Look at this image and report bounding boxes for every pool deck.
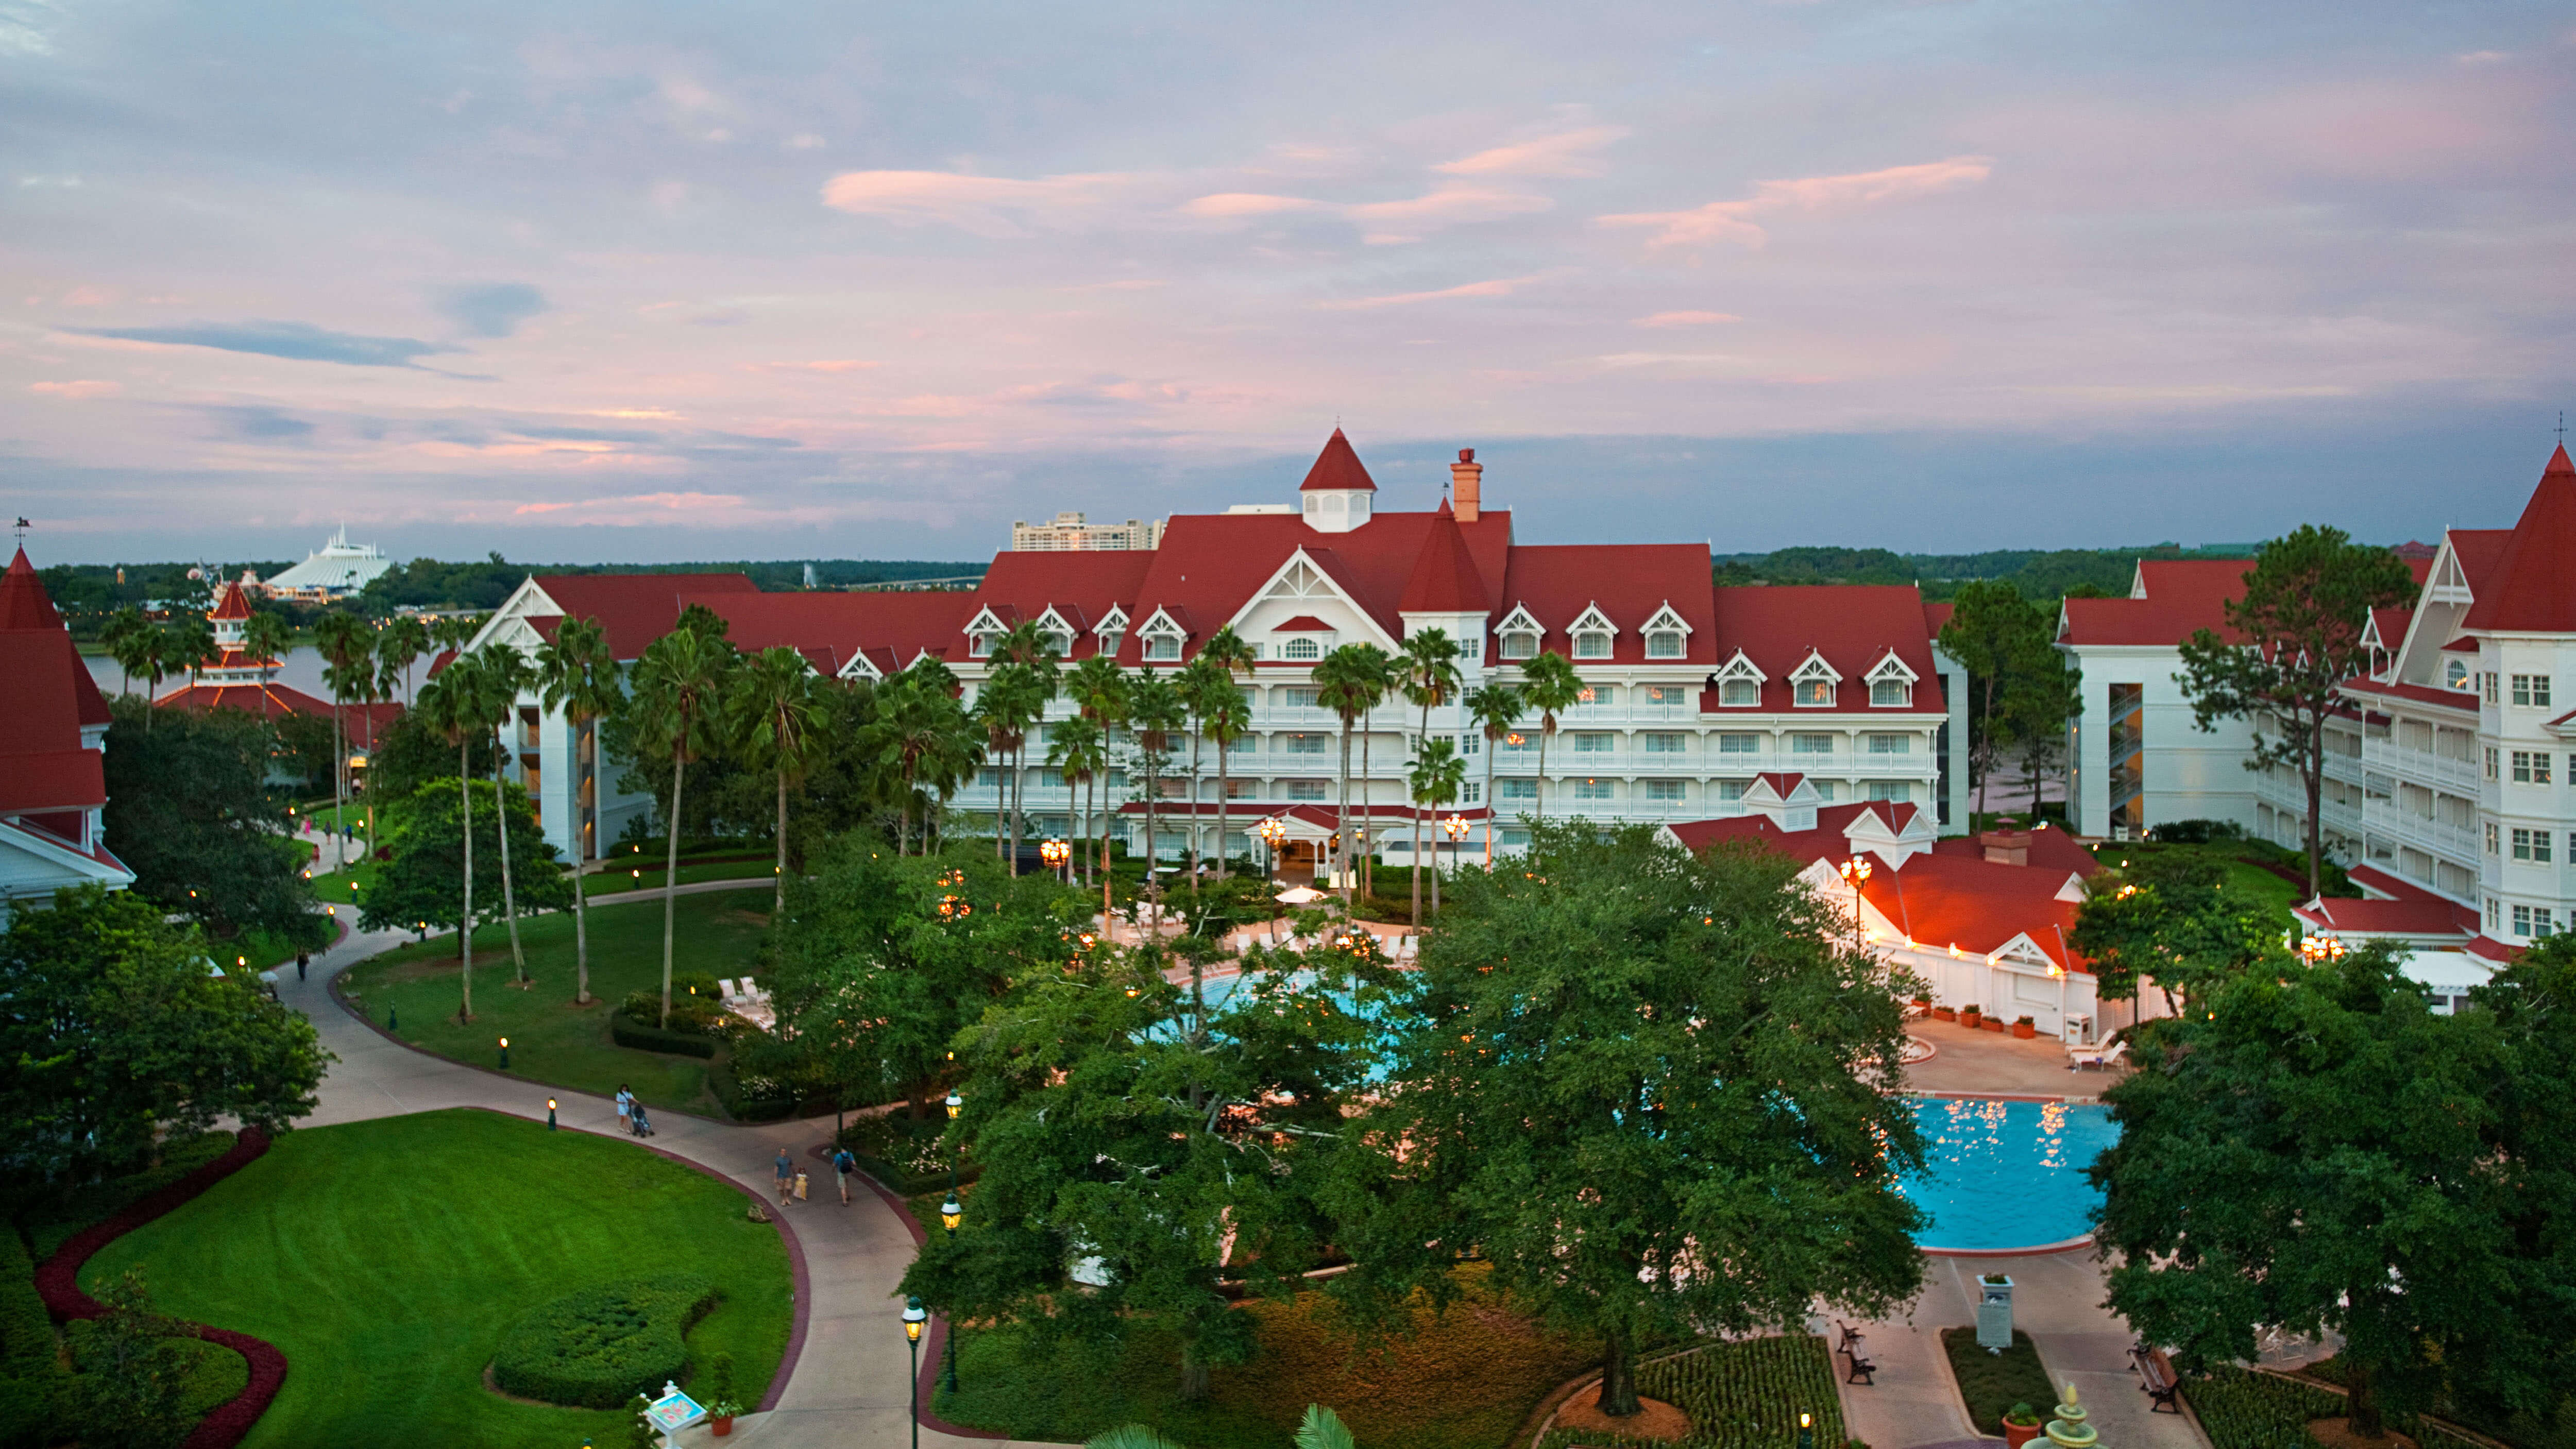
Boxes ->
[1902,1020,2132,1100]
[1832,1017,2206,1449]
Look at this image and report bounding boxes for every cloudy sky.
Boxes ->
[5,0,2572,566]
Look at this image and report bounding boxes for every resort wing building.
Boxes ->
[2057,559,2268,840]
[460,431,1969,868]
[1,549,135,908]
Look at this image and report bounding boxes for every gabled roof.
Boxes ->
[1,550,115,815]
[2057,558,2251,647]
[1298,429,1378,492]
[1274,615,1334,633]
[1923,601,1954,639]
[529,572,760,659]
[964,551,1157,662]
[2293,894,2477,940]
[0,549,63,633]
[154,684,401,745]
[209,581,255,621]
[1705,586,1942,708]
[681,591,975,677]
[1396,507,1490,615]
[2462,445,2576,633]
[1499,545,1718,666]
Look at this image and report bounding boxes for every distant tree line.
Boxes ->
[357,555,988,611]
[1713,542,2268,604]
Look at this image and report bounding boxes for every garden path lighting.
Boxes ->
[1799,1413,1813,1449]
[945,1091,962,1121]
[939,1193,964,1393]
[387,1003,397,1031]
[497,1036,510,1070]
[547,1097,557,1131]
[902,1296,927,1449]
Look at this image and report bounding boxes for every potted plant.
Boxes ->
[2012,1015,2038,1039]
[707,1353,738,1436]
[1982,1011,2006,1032]
[2002,1402,2043,1449]
[1958,1004,1982,1029]
[1932,1003,1956,1022]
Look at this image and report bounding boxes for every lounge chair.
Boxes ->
[2067,1039,2129,1071]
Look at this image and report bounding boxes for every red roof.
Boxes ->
[1275,615,1333,633]
[1923,601,1954,638]
[681,590,976,677]
[2343,677,2478,715]
[154,684,402,746]
[2448,527,2514,595]
[2462,446,2576,632]
[970,551,1158,661]
[209,580,255,621]
[2293,894,2476,939]
[2058,558,2251,647]
[1705,586,1942,709]
[1396,508,1490,615]
[0,550,112,814]
[1298,429,1378,492]
[528,572,760,659]
[1502,547,1720,667]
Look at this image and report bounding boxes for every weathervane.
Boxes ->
[11,517,26,549]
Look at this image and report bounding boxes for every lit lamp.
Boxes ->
[1798,1412,1814,1449]
[547,1097,558,1131]
[902,1296,928,1449]
[945,1090,962,1121]
[940,1196,963,1232]
[497,1036,510,1070]
[1256,816,1286,880]
[940,1090,965,1394]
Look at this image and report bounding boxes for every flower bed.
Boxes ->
[1533,1334,1848,1449]
[1938,1327,2055,1434]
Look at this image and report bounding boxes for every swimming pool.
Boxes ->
[1899,1096,2119,1252]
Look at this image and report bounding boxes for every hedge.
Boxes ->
[23,1131,238,1259]
[2184,1367,2490,1449]
[490,1274,717,1408]
[707,1056,795,1123]
[1533,1334,1847,1449]
[0,1232,63,1449]
[1938,1327,2056,1434]
[610,1016,719,1059]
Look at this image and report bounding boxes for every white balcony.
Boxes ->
[2362,739,2482,799]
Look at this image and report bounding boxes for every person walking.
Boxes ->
[774,1149,796,1207]
[833,1146,857,1205]
[615,1085,633,1135]
[295,950,309,982]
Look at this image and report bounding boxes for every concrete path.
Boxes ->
[278,913,1058,1449]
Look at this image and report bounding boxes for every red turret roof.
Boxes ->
[0,549,63,633]
[1396,508,1490,615]
[0,550,113,814]
[209,579,255,621]
[2462,446,2576,633]
[1298,428,1378,492]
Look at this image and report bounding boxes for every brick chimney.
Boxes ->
[1449,447,1482,523]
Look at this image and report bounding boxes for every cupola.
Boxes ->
[1298,428,1377,534]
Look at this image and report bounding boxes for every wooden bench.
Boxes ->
[2134,1345,2182,1413]
[1836,1324,1875,1385]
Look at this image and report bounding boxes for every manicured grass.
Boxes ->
[2089,840,2307,926]
[935,1265,1603,1449]
[338,889,771,1115]
[83,1110,793,1449]
[1939,1325,2057,1435]
[592,858,783,892]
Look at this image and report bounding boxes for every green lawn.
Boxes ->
[935,1264,1603,1449]
[2089,840,2307,926]
[84,1110,792,1449]
[338,889,772,1116]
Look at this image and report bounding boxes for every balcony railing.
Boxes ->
[2361,738,2482,798]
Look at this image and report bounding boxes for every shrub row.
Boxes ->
[1938,1327,2056,1434]
[610,1016,719,1059]
[491,1274,717,1408]
[708,1055,794,1122]
[1530,1334,1846,1449]
[2185,1367,2494,1449]
[22,1131,238,1259]
[0,1231,65,1449]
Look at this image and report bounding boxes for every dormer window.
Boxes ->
[1639,603,1691,661]
[1789,652,1842,708]
[1144,635,1179,662]
[1043,630,1073,657]
[1495,604,1544,662]
[1501,631,1537,661]
[1862,651,1917,708]
[1567,603,1618,662]
[1282,637,1322,661]
[1711,651,1766,708]
[969,633,996,659]
[2446,658,2470,690]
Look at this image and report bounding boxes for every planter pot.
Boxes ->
[1982,1018,2006,1033]
[713,1416,735,1437]
[2004,1423,2042,1449]
[1933,1008,1957,1022]
[2012,1021,2037,1039]
[1959,1014,1982,1030]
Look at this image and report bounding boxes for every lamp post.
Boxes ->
[1255,816,1285,883]
[941,1090,964,1393]
[902,1296,927,1449]
[1837,857,1872,937]
[497,1036,510,1071]
[1041,838,1070,883]
[1798,1412,1814,1449]
[547,1097,557,1131]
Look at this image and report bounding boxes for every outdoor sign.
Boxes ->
[646,1383,706,1436]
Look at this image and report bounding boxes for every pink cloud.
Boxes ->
[28,379,121,399]
[743,359,880,373]
[1599,155,1994,250]
[1346,183,1553,244]
[1181,192,1327,218]
[1316,271,1564,310]
[514,490,748,519]
[819,169,1138,236]
[1632,311,1742,328]
[1435,125,1629,179]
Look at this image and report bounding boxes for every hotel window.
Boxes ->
[2487,897,2501,931]
[1572,732,1614,754]
[2445,658,2470,690]
[2514,751,2552,784]
[1867,781,1910,802]
[1640,684,1687,708]
[1718,780,1749,800]
[2513,827,2551,862]
[2487,822,2501,855]
[1718,733,1759,754]
[1282,733,1328,755]
[1572,778,1617,800]
[1224,777,1260,797]
[1456,730,1479,755]
[2513,674,2553,707]
[2514,904,2556,938]
[1574,685,1616,706]
[1279,686,1320,709]
[1794,677,1834,706]
[1500,630,1539,661]
[1573,632,1612,660]
[1458,780,1481,804]
[1497,778,1539,800]
[1042,631,1073,657]
[1283,779,1329,800]
[1791,733,1835,754]
[1720,678,1759,707]
[969,633,996,658]
[1226,734,1256,754]
[977,768,1004,788]
[1143,635,1180,662]
[1812,781,1836,802]
[1645,630,1684,659]
[1502,731,1538,752]
[1641,732,1687,754]
[1870,678,1910,707]
[1281,637,1322,661]
[1643,779,1687,802]
[1865,733,1910,754]
[2485,747,2500,780]
[2483,672,2500,705]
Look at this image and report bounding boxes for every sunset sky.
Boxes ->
[6,1,2572,565]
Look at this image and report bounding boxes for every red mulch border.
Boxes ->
[32,1127,289,1449]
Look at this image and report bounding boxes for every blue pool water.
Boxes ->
[1899,1097,2119,1251]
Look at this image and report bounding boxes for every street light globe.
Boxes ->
[941,1197,962,1232]
[944,1091,962,1120]
[902,1295,928,1343]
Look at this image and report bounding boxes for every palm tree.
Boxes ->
[474,646,534,987]
[1128,669,1185,911]
[379,613,430,703]
[1046,715,1106,885]
[1463,683,1522,866]
[860,669,980,856]
[974,665,1047,872]
[628,622,735,1028]
[1313,643,1392,909]
[410,658,482,1022]
[1192,624,1258,882]
[168,615,219,693]
[127,623,176,724]
[1516,650,1584,824]
[99,606,146,697]
[990,624,1062,873]
[1174,656,1226,897]
[1397,629,1463,910]
[1406,738,1467,927]
[730,646,828,916]
[313,611,373,844]
[239,609,294,719]
[533,615,623,1005]
[1063,654,1130,895]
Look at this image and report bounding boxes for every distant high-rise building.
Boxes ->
[1010,512,1164,552]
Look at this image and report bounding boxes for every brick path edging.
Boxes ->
[32,1128,289,1449]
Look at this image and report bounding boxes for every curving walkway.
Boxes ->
[279,914,1061,1449]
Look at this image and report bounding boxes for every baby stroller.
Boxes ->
[629,1103,656,1138]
